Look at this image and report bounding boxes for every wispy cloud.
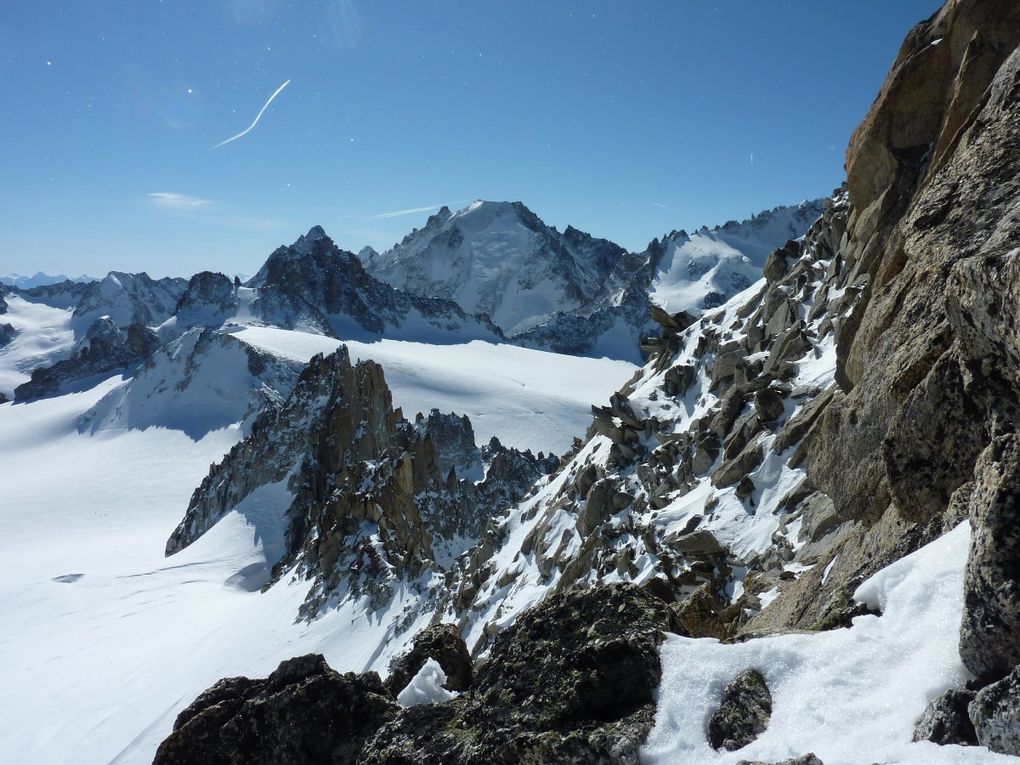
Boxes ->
[147,192,213,209]
[652,202,680,213]
[213,79,291,149]
[146,192,288,231]
[363,203,446,221]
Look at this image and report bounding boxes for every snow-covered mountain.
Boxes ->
[240,225,502,343]
[0,272,98,289]
[364,198,825,362]
[646,198,827,312]
[6,2,1020,764]
[364,200,636,336]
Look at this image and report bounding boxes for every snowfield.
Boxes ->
[0,319,1006,764]
[645,523,1014,765]
[0,332,636,764]
[230,326,638,455]
[0,294,76,395]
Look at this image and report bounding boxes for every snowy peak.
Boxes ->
[244,226,501,342]
[646,198,828,314]
[366,199,630,335]
[72,270,188,333]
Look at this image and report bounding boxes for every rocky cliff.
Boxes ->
[158,0,1020,758]
[166,346,556,619]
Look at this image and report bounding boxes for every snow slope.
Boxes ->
[230,326,637,455]
[0,383,440,765]
[644,523,1014,764]
[0,321,636,764]
[0,293,76,395]
[365,201,632,336]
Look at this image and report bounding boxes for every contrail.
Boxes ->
[212,79,291,149]
[364,204,445,221]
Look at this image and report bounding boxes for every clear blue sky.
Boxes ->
[1,0,941,278]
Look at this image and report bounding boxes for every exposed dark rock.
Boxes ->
[912,688,977,746]
[153,654,398,765]
[970,666,1020,755]
[753,387,785,424]
[736,756,823,765]
[0,322,15,348]
[358,584,675,765]
[385,623,472,697]
[14,318,159,401]
[707,669,773,751]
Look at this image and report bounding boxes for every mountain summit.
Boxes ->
[364,200,634,336]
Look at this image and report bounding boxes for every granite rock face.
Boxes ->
[152,654,398,765]
[912,688,977,746]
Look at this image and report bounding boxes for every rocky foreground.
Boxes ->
[155,0,1020,761]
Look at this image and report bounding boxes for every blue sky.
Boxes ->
[1,0,941,278]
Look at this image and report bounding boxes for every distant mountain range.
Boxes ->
[0,272,99,289]
[0,196,826,402]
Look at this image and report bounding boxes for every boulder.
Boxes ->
[672,582,727,639]
[712,436,765,489]
[153,654,398,765]
[753,387,786,424]
[970,666,1020,755]
[385,623,472,697]
[912,688,977,746]
[707,669,773,751]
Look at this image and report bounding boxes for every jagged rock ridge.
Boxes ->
[167,346,557,619]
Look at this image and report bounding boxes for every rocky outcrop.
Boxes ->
[970,667,1020,755]
[736,757,823,765]
[13,317,159,400]
[358,584,674,765]
[384,623,472,697]
[247,226,502,343]
[167,271,239,334]
[167,346,554,619]
[913,688,977,746]
[153,654,398,765]
[0,322,15,348]
[707,669,773,751]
